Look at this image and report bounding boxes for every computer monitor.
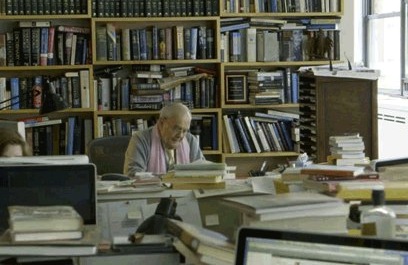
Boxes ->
[235,227,408,265]
[372,157,408,181]
[0,155,89,165]
[0,163,97,232]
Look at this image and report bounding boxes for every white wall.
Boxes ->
[340,0,363,64]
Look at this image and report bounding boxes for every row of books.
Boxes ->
[222,0,340,13]
[96,24,215,62]
[96,116,157,138]
[92,0,219,17]
[249,69,298,104]
[225,67,298,105]
[0,23,91,67]
[220,26,340,63]
[25,117,93,156]
[0,70,90,110]
[130,69,217,110]
[0,0,88,16]
[223,112,297,154]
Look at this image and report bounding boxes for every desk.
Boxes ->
[97,189,202,241]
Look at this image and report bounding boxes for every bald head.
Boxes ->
[158,103,192,149]
[159,102,192,121]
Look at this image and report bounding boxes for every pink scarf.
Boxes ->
[147,125,190,174]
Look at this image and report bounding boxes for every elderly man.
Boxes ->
[124,102,205,176]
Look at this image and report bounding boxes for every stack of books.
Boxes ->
[300,164,382,199]
[7,205,84,242]
[166,219,235,265]
[222,192,349,234]
[162,160,227,190]
[328,134,369,166]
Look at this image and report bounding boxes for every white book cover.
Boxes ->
[246,27,257,62]
[79,70,90,108]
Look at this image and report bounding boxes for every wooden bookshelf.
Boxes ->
[0,0,352,176]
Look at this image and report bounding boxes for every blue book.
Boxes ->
[66,117,76,155]
[10,77,20,110]
[40,27,49,66]
[234,116,252,153]
[291,72,299,103]
[120,78,130,110]
[190,27,198,60]
[139,28,147,60]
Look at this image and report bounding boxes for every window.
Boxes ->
[364,0,402,95]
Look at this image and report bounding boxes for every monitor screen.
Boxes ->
[0,164,97,232]
[235,228,408,265]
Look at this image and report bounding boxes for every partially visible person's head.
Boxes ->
[157,103,192,150]
[0,128,28,157]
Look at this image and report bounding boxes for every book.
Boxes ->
[0,120,26,140]
[280,167,310,182]
[242,214,348,234]
[172,238,204,265]
[162,174,223,183]
[8,205,83,232]
[335,180,408,201]
[24,119,62,128]
[300,164,366,177]
[221,192,343,216]
[171,181,226,190]
[10,230,83,242]
[0,226,98,256]
[165,219,234,252]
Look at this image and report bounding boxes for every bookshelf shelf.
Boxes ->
[92,59,220,65]
[0,15,91,20]
[220,12,343,18]
[223,152,299,158]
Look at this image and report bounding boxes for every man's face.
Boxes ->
[158,116,190,149]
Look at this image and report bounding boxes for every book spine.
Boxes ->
[39,27,49,66]
[198,26,207,59]
[79,70,90,108]
[6,32,15,66]
[10,77,20,110]
[96,26,108,61]
[174,25,184,60]
[47,27,55,65]
[106,23,117,61]
[30,27,41,66]
[32,76,43,109]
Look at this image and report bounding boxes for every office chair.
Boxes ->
[87,135,131,175]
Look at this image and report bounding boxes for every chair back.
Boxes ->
[87,135,131,175]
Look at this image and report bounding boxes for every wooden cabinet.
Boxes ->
[299,73,378,163]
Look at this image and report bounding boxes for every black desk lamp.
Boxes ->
[0,78,68,115]
[134,197,182,235]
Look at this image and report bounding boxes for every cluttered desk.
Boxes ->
[3,153,408,265]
